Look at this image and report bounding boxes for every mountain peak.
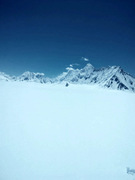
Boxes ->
[55,64,135,92]
[0,64,135,92]
[82,63,94,73]
[17,71,50,83]
[84,63,94,69]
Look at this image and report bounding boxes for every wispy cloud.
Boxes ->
[81,57,89,62]
[69,63,80,67]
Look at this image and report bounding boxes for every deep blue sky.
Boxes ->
[0,0,135,77]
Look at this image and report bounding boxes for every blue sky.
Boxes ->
[0,0,135,77]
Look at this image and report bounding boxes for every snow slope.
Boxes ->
[55,64,135,92]
[0,72,15,81]
[0,82,135,180]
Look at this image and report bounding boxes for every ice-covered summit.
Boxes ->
[55,64,135,92]
[0,63,135,92]
[55,63,94,82]
[17,71,51,83]
[81,63,94,73]
[0,72,15,81]
[18,71,44,82]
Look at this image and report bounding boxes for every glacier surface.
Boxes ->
[0,81,135,180]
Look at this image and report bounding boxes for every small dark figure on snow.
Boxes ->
[65,83,69,87]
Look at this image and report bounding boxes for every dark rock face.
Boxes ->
[65,83,69,87]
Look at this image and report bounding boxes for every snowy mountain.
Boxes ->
[0,64,135,92]
[0,71,51,83]
[17,71,51,83]
[56,64,135,92]
[0,72,15,81]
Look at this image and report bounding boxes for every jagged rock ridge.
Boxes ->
[0,64,135,92]
[55,64,135,92]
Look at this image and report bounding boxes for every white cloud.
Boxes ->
[66,67,74,71]
[69,63,80,67]
[82,57,89,62]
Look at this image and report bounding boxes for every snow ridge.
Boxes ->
[17,71,51,83]
[55,64,135,92]
[0,72,15,81]
[0,64,135,92]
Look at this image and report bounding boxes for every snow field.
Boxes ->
[0,82,135,180]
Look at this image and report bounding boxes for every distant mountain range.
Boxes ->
[0,64,135,92]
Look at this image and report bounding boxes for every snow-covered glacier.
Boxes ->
[0,81,135,180]
[0,63,135,92]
